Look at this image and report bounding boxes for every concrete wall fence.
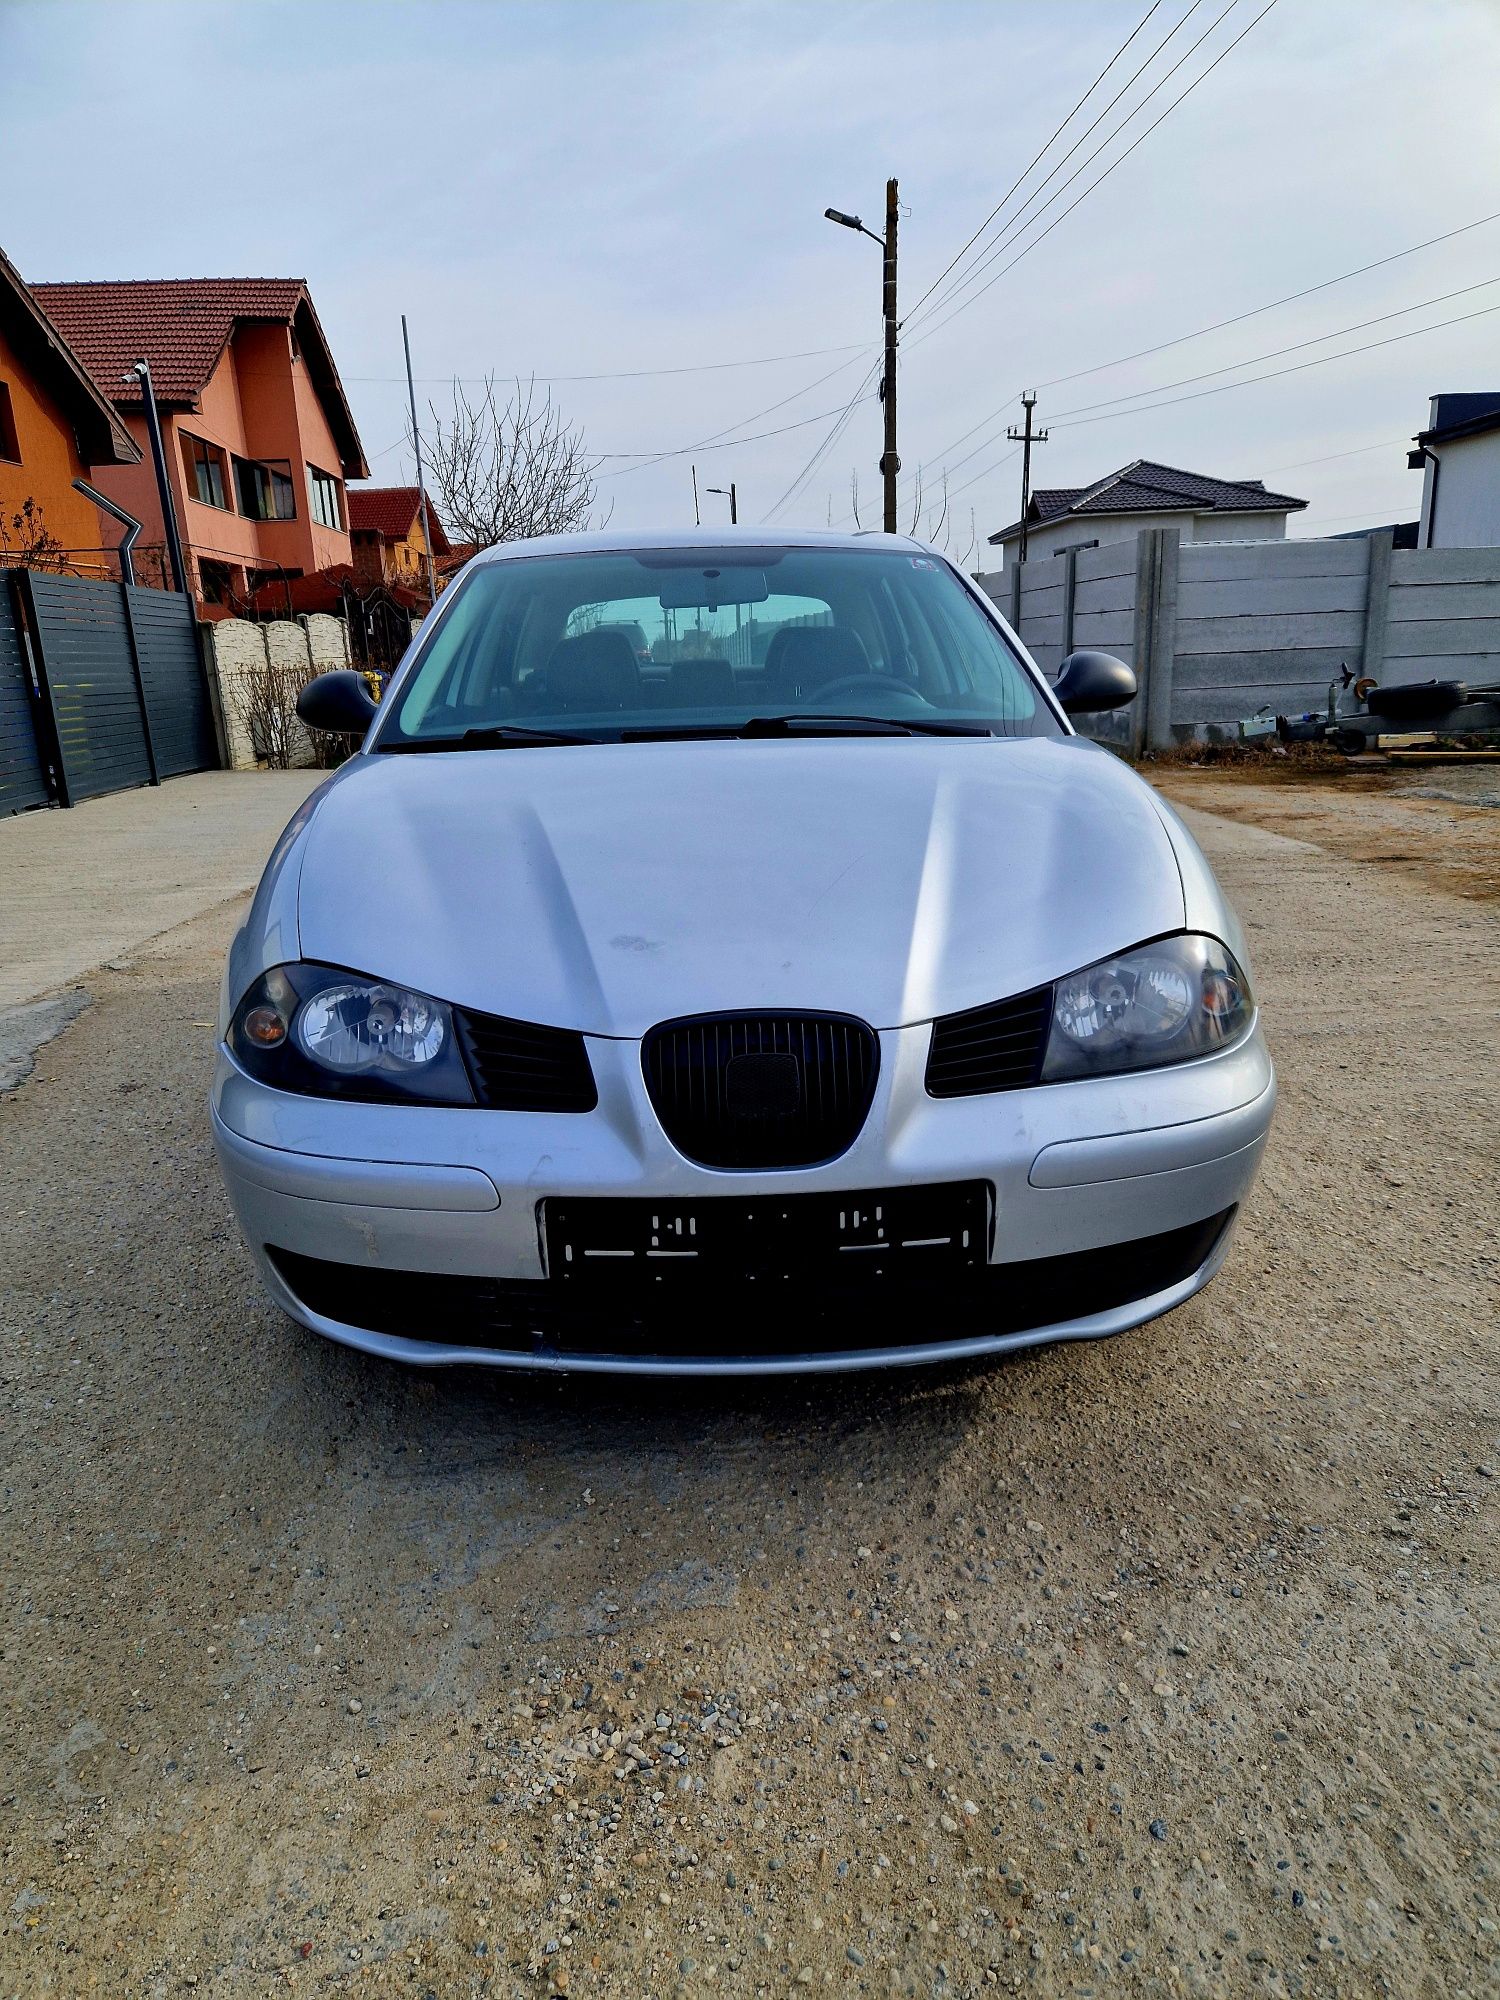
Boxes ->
[979,529,1500,749]
[206,612,351,770]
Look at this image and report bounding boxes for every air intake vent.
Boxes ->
[642,1013,878,1169]
[925,984,1052,1097]
[455,1006,597,1112]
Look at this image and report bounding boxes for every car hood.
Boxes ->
[294,737,1185,1036]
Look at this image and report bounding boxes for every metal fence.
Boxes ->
[0,569,221,812]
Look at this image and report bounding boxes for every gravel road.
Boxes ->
[2,780,1495,2000]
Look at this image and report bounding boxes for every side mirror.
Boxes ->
[1053,649,1137,715]
[297,670,378,737]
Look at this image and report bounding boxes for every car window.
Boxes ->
[380,546,1056,743]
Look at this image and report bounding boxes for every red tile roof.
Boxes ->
[0,246,141,465]
[347,484,451,554]
[248,563,428,617]
[28,276,368,477]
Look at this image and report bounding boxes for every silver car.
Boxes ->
[213,528,1274,1374]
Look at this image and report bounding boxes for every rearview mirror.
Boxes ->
[1053,650,1137,715]
[658,568,770,612]
[297,669,379,737]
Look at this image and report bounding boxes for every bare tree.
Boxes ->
[226,648,310,770]
[419,376,604,548]
[0,496,72,572]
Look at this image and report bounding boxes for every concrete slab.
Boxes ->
[0,769,324,1007]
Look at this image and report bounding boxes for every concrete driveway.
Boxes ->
[0,769,324,1008]
[0,770,323,1088]
[1,773,1495,1996]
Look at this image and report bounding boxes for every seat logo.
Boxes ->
[724,1051,801,1121]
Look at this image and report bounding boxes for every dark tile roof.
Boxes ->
[348,484,450,555]
[0,245,141,465]
[28,276,368,478]
[988,458,1307,544]
[1418,393,1500,446]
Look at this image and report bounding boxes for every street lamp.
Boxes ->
[705,482,738,525]
[824,179,899,533]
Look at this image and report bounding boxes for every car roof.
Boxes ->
[469,525,936,565]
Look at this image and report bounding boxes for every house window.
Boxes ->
[198,558,235,605]
[308,465,343,530]
[0,381,19,463]
[234,456,296,520]
[182,432,230,509]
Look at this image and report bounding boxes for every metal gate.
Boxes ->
[126,584,218,777]
[0,572,49,814]
[1,570,220,810]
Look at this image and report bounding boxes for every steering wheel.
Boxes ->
[806,673,932,708]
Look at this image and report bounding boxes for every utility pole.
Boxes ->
[881,176,899,535]
[706,481,737,524]
[1007,391,1048,564]
[402,315,440,611]
[129,358,189,597]
[824,178,900,533]
[691,464,701,526]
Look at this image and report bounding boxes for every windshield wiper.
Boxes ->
[745,712,992,738]
[381,723,598,752]
[621,713,993,743]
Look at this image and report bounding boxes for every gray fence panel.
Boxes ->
[1389,547,1500,586]
[0,576,50,814]
[1177,538,1368,583]
[981,531,1500,746]
[27,573,151,802]
[128,586,217,777]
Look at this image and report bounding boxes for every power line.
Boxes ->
[596,389,880,479]
[895,301,1499,527]
[908,0,1210,332]
[1261,437,1408,474]
[903,0,1279,351]
[341,339,869,387]
[1048,272,1500,423]
[935,295,1500,523]
[889,209,1500,500]
[1031,210,1500,396]
[1046,295,1500,431]
[905,0,1237,335]
[903,0,1169,323]
[763,359,885,523]
[596,350,879,480]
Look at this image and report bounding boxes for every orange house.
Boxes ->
[30,277,368,615]
[348,485,450,594]
[0,246,141,569]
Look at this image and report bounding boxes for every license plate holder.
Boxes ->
[545,1181,991,1290]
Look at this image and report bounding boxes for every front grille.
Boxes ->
[454,1006,597,1112]
[926,984,1052,1098]
[641,1012,878,1169]
[267,1207,1234,1360]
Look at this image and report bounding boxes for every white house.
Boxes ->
[1410,395,1500,547]
[987,458,1307,567]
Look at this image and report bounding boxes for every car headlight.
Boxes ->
[227,963,475,1105]
[1042,933,1253,1081]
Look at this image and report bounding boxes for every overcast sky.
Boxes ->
[5,0,1500,551]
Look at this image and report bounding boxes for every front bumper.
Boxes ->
[211,1021,1274,1374]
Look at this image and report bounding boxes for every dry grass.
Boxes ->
[1145,739,1351,777]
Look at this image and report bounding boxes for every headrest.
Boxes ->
[762,625,870,697]
[544,628,641,710]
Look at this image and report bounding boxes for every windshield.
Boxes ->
[376,546,1058,746]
